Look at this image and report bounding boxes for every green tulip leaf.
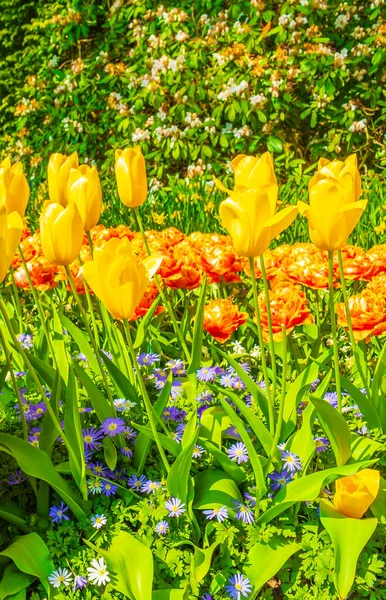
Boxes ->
[152,591,186,600]
[0,563,35,600]
[320,500,377,599]
[200,440,246,485]
[85,530,153,600]
[187,276,207,376]
[64,368,87,497]
[0,533,54,595]
[167,411,198,504]
[191,541,220,583]
[310,395,352,466]
[52,306,68,383]
[59,313,99,375]
[341,376,382,433]
[287,403,316,473]
[193,470,242,509]
[73,361,114,423]
[258,460,376,524]
[199,405,231,448]
[132,423,181,457]
[245,536,302,593]
[98,350,138,403]
[282,360,321,439]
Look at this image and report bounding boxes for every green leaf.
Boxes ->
[310,395,352,466]
[52,307,68,383]
[134,376,172,472]
[341,376,382,433]
[132,423,180,457]
[320,500,377,599]
[193,469,242,509]
[200,440,246,485]
[245,536,301,593]
[350,434,382,462]
[59,313,99,375]
[134,296,162,349]
[39,369,61,454]
[199,405,231,448]
[64,368,87,497]
[0,502,28,531]
[73,362,114,423]
[258,460,376,524]
[370,476,386,519]
[24,351,66,396]
[266,135,283,153]
[282,361,321,439]
[219,397,267,501]
[287,402,316,473]
[187,277,207,376]
[85,530,153,600]
[99,350,138,403]
[152,591,186,600]
[213,348,269,422]
[103,436,117,471]
[0,533,54,595]
[0,435,86,520]
[191,541,220,584]
[0,563,34,600]
[167,412,198,504]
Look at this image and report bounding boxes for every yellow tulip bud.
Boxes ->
[0,207,23,283]
[67,165,102,231]
[0,158,30,217]
[298,173,367,252]
[315,154,361,203]
[215,152,277,196]
[81,238,162,321]
[219,185,297,257]
[334,469,380,519]
[40,201,84,266]
[115,146,148,208]
[48,152,79,206]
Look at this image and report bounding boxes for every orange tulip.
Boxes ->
[336,290,386,342]
[203,299,248,343]
[334,469,380,519]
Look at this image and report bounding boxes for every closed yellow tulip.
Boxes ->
[67,165,102,231]
[115,146,147,208]
[40,201,84,266]
[334,469,380,519]
[298,173,367,252]
[313,154,361,203]
[219,185,297,257]
[0,158,30,217]
[0,207,23,283]
[48,152,79,206]
[81,238,162,321]
[215,152,277,196]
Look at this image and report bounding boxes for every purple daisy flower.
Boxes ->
[225,573,253,600]
[196,366,218,382]
[233,501,254,525]
[120,445,133,458]
[280,450,302,473]
[269,469,293,491]
[228,442,249,465]
[83,427,104,450]
[73,575,88,591]
[101,481,117,496]
[155,520,169,535]
[165,497,186,517]
[7,469,27,485]
[314,437,330,453]
[203,506,229,522]
[166,359,186,376]
[49,501,70,524]
[141,480,161,494]
[101,417,126,437]
[137,352,160,366]
[128,474,147,490]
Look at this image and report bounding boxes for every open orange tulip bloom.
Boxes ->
[219,185,298,258]
[0,207,24,283]
[334,469,380,519]
[81,238,162,321]
[0,158,30,218]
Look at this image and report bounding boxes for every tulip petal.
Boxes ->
[356,468,380,500]
[263,205,298,238]
[297,201,309,217]
[213,177,232,196]
[219,198,253,257]
[141,256,163,279]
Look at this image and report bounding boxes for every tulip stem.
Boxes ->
[337,249,371,399]
[259,255,277,408]
[64,265,115,411]
[122,319,170,473]
[9,268,23,330]
[0,320,28,441]
[77,255,100,348]
[86,231,94,257]
[17,245,58,367]
[0,294,73,452]
[328,251,342,412]
[269,326,288,460]
[249,257,274,435]
[133,207,191,363]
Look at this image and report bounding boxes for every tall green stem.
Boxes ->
[249,257,274,434]
[64,266,115,411]
[123,320,170,473]
[337,249,371,398]
[77,255,100,348]
[10,268,23,330]
[259,255,277,407]
[0,322,28,440]
[328,251,342,412]
[18,245,58,367]
[86,231,94,257]
[272,327,287,449]
[133,207,191,363]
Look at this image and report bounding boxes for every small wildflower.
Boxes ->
[225,573,253,600]
[127,474,147,490]
[73,575,88,590]
[314,436,330,453]
[203,506,229,522]
[49,502,70,524]
[233,501,254,524]
[88,479,103,494]
[165,497,186,517]
[87,558,110,586]
[91,514,107,529]
[193,445,205,458]
[269,469,293,491]
[100,417,126,437]
[48,567,73,588]
[83,427,104,450]
[137,352,160,366]
[155,520,169,535]
[101,481,118,496]
[280,450,302,473]
[228,442,249,465]
[141,480,161,494]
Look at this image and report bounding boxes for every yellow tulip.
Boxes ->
[48,152,79,206]
[334,469,380,519]
[215,152,277,196]
[67,165,102,231]
[313,154,361,203]
[0,158,30,217]
[298,174,367,252]
[219,185,297,257]
[40,201,84,266]
[115,146,148,208]
[81,238,162,321]
[0,207,23,283]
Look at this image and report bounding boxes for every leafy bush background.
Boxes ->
[1,0,385,191]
